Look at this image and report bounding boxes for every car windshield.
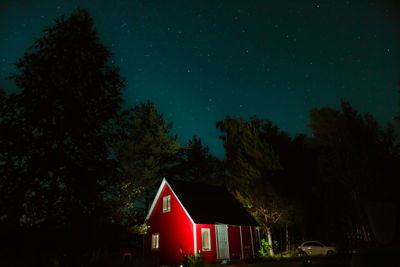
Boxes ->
[305,242,323,247]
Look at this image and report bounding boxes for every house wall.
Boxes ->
[240,226,255,259]
[195,224,217,263]
[145,183,194,265]
[252,226,260,253]
[193,224,256,262]
[228,225,242,260]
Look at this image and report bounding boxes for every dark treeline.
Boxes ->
[217,103,400,256]
[0,9,226,266]
[1,8,399,266]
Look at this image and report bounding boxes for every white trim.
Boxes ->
[145,178,197,257]
[226,225,230,260]
[201,228,212,251]
[239,226,244,259]
[145,178,195,225]
[215,226,219,259]
[250,226,254,258]
[167,180,195,225]
[151,233,159,250]
[162,195,171,212]
[145,178,167,221]
[194,224,197,256]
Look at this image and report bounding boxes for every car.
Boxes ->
[297,241,337,256]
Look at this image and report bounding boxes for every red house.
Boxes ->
[144,178,260,265]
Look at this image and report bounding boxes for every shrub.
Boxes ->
[176,251,205,267]
[259,239,278,257]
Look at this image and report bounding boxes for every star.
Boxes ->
[0,0,398,159]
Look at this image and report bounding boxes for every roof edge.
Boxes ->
[145,178,195,225]
[145,178,167,221]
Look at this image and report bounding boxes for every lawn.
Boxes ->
[208,257,351,267]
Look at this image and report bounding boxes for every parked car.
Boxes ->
[297,241,337,256]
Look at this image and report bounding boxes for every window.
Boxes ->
[202,228,211,251]
[152,233,159,250]
[306,241,323,247]
[163,195,171,212]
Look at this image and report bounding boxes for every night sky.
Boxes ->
[1,0,399,157]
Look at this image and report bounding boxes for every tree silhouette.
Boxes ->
[114,101,180,218]
[217,116,300,256]
[167,136,227,185]
[2,8,124,230]
[308,100,400,246]
[0,90,28,232]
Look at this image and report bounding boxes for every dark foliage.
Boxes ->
[0,8,133,265]
[308,100,400,247]
[114,101,180,216]
[216,116,319,254]
[166,136,227,186]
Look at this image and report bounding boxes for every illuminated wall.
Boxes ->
[145,183,194,265]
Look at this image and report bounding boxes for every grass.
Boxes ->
[207,256,350,267]
[0,250,351,267]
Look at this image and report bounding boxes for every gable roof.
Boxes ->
[145,178,195,224]
[167,179,258,226]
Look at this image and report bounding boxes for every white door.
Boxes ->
[215,224,229,260]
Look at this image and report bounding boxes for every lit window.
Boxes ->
[152,233,159,249]
[163,195,171,212]
[202,228,211,251]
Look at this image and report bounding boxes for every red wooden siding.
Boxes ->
[240,226,254,259]
[228,225,242,260]
[195,224,217,263]
[194,224,256,262]
[145,182,194,265]
[251,226,259,254]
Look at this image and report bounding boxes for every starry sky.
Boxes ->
[1,0,399,157]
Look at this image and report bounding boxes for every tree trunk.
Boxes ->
[286,224,289,251]
[266,226,274,256]
[263,213,274,256]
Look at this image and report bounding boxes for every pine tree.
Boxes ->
[217,117,296,256]
[308,100,400,245]
[233,124,284,256]
[167,136,227,185]
[4,8,124,227]
[115,101,179,222]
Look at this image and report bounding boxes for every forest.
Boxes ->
[1,9,399,267]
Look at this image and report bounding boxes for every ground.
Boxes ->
[207,256,351,267]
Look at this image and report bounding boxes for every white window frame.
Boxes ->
[163,195,171,212]
[202,228,211,251]
[152,233,159,250]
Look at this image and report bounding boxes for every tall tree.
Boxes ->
[2,8,124,228]
[167,136,227,185]
[308,100,399,245]
[396,82,400,123]
[0,90,28,231]
[114,101,180,220]
[217,117,298,256]
[234,124,285,256]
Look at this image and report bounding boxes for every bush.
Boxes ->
[175,251,205,267]
[259,239,279,257]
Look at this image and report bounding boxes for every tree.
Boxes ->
[2,8,124,230]
[396,82,400,123]
[0,90,28,231]
[217,117,300,256]
[308,100,400,246]
[235,124,286,256]
[114,101,180,222]
[166,136,227,185]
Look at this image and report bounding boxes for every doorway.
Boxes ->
[215,224,229,260]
